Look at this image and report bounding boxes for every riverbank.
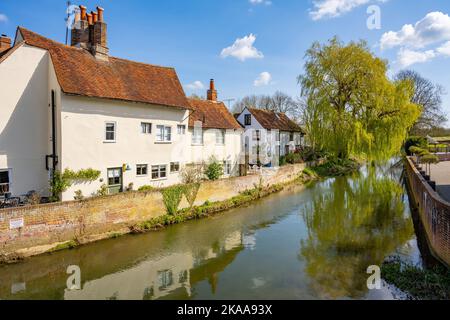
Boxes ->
[0,163,317,264]
[381,258,450,300]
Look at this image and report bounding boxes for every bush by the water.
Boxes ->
[161,185,185,215]
[312,158,360,177]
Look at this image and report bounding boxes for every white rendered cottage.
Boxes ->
[0,6,243,202]
[235,107,305,166]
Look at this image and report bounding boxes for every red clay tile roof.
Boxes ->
[248,108,303,132]
[188,98,243,130]
[16,27,190,109]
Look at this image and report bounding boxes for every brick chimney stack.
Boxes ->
[207,79,218,102]
[0,34,11,53]
[71,5,109,61]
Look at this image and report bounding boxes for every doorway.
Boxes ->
[107,168,123,195]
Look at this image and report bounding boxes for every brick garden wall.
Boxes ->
[0,164,306,256]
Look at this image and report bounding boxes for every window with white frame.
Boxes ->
[141,122,152,134]
[216,129,225,145]
[192,129,203,145]
[170,162,180,173]
[156,126,171,142]
[136,164,148,176]
[177,125,186,135]
[105,122,116,142]
[152,165,167,180]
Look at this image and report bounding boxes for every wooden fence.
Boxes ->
[405,157,450,267]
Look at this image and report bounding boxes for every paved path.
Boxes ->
[429,161,450,202]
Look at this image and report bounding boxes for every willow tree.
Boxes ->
[299,38,421,161]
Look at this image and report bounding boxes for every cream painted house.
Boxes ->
[0,6,243,202]
[187,80,244,177]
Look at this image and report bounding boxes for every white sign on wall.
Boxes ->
[9,217,24,230]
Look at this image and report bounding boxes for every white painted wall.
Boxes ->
[0,44,52,197]
[60,95,190,201]
[235,108,304,161]
[187,127,243,177]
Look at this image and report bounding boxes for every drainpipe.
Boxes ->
[47,90,59,198]
[51,90,58,172]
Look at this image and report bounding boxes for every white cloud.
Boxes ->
[249,0,272,5]
[0,14,8,23]
[310,0,387,21]
[254,72,272,87]
[381,11,450,67]
[397,48,436,68]
[437,41,450,56]
[185,81,205,90]
[380,12,450,50]
[221,34,264,61]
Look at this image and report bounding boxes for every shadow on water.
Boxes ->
[0,163,421,300]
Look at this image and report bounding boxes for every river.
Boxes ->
[0,163,423,300]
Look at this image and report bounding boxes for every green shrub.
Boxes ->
[49,171,72,202]
[312,158,360,177]
[138,185,154,192]
[162,185,185,215]
[279,156,287,166]
[285,153,302,164]
[205,161,223,181]
[404,136,427,156]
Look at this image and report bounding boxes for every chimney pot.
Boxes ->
[207,79,218,102]
[97,7,104,22]
[79,5,87,20]
[92,11,98,23]
[87,13,93,25]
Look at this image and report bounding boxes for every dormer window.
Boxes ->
[245,114,252,126]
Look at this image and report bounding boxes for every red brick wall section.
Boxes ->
[0,164,307,256]
[405,157,450,267]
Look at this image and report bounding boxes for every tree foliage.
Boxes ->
[396,70,447,135]
[299,37,421,160]
[233,91,300,120]
[404,136,427,156]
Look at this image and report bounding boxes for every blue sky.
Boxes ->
[1,0,450,122]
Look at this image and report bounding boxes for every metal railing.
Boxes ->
[405,157,450,267]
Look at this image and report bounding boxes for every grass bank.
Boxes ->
[382,259,450,300]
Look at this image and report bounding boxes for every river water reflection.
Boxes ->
[0,164,420,300]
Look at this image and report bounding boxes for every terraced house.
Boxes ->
[187,80,243,177]
[0,6,243,201]
[0,5,303,203]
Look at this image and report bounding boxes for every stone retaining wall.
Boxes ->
[0,164,306,257]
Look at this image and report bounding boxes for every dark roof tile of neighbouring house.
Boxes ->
[15,27,190,109]
[247,108,303,133]
[188,98,243,130]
